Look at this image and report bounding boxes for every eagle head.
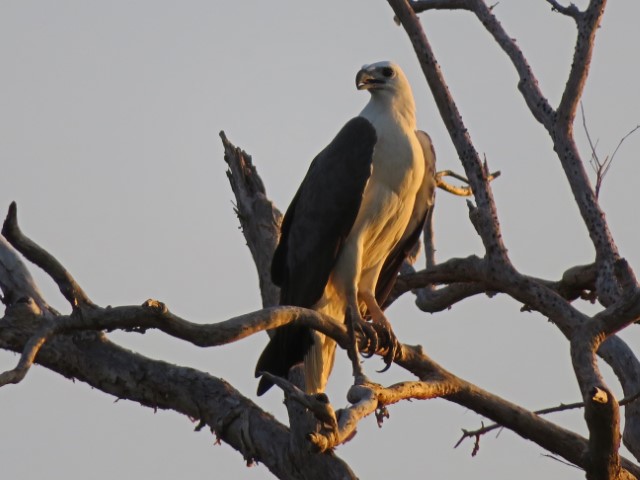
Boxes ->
[356,61,408,94]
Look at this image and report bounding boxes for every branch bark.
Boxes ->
[221,131,282,309]
[0,307,357,480]
[0,3,637,479]
[393,1,640,473]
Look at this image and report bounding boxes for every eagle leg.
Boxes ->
[345,306,368,383]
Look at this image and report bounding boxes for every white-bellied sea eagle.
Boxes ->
[256,61,436,395]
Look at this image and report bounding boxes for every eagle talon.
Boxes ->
[378,344,396,373]
[351,316,378,358]
[371,318,400,372]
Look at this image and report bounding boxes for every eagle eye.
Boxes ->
[381,67,394,78]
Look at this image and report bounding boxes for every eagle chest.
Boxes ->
[351,127,423,266]
[370,126,422,202]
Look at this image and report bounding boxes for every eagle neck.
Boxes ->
[360,92,416,131]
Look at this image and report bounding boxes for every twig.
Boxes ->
[582,102,640,199]
[455,389,640,455]
[436,169,501,197]
[541,454,582,470]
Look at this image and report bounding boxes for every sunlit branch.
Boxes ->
[436,169,501,197]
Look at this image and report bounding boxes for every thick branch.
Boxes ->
[415,282,488,312]
[0,307,357,480]
[392,258,595,312]
[458,390,640,455]
[466,0,623,299]
[592,290,640,338]
[388,0,509,265]
[2,237,638,476]
[583,387,627,480]
[394,253,640,462]
[221,129,640,461]
[396,343,640,477]
[410,0,627,302]
[412,0,557,127]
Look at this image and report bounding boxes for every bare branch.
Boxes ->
[414,0,623,299]
[583,386,629,480]
[392,258,596,308]
[2,229,639,476]
[0,309,358,480]
[436,169,501,197]
[268,370,459,453]
[2,202,94,309]
[388,0,510,266]
[423,204,436,271]
[220,118,640,463]
[395,343,640,476]
[51,301,352,351]
[314,379,456,452]
[0,316,50,387]
[582,102,640,199]
[221,131,282,308]
[411,0,470,11]
[606,124,640,176]
[591,290,640,339]
[0,234,54,315]
[262,373,339,436]
[466,0,557,127]
[556,0,606,126]
[545,0,582,19]
[457,388,640,453]
[415,282,488,312]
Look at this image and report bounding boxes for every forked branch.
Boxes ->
[2,202,94,309]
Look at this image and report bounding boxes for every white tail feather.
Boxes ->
[304,290,345,393]
[304,332,337,393]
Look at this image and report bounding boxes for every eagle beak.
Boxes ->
[356,69,384,90]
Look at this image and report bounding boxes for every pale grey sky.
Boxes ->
[1,1,639,479]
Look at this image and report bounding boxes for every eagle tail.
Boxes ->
[255,323,314,396]
[302,294,345,393]
[304,332,337,394]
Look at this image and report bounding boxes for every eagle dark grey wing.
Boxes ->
[374,130,436,308]
[272,116,376,307]
[256,116,377,395]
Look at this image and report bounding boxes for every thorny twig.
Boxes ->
[455,389,640,456]
[581,102,640,199]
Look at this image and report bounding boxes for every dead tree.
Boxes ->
[1,1,639,479]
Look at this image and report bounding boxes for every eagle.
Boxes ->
[255,61,436,396]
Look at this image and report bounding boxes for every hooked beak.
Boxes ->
[356,69,385,90]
